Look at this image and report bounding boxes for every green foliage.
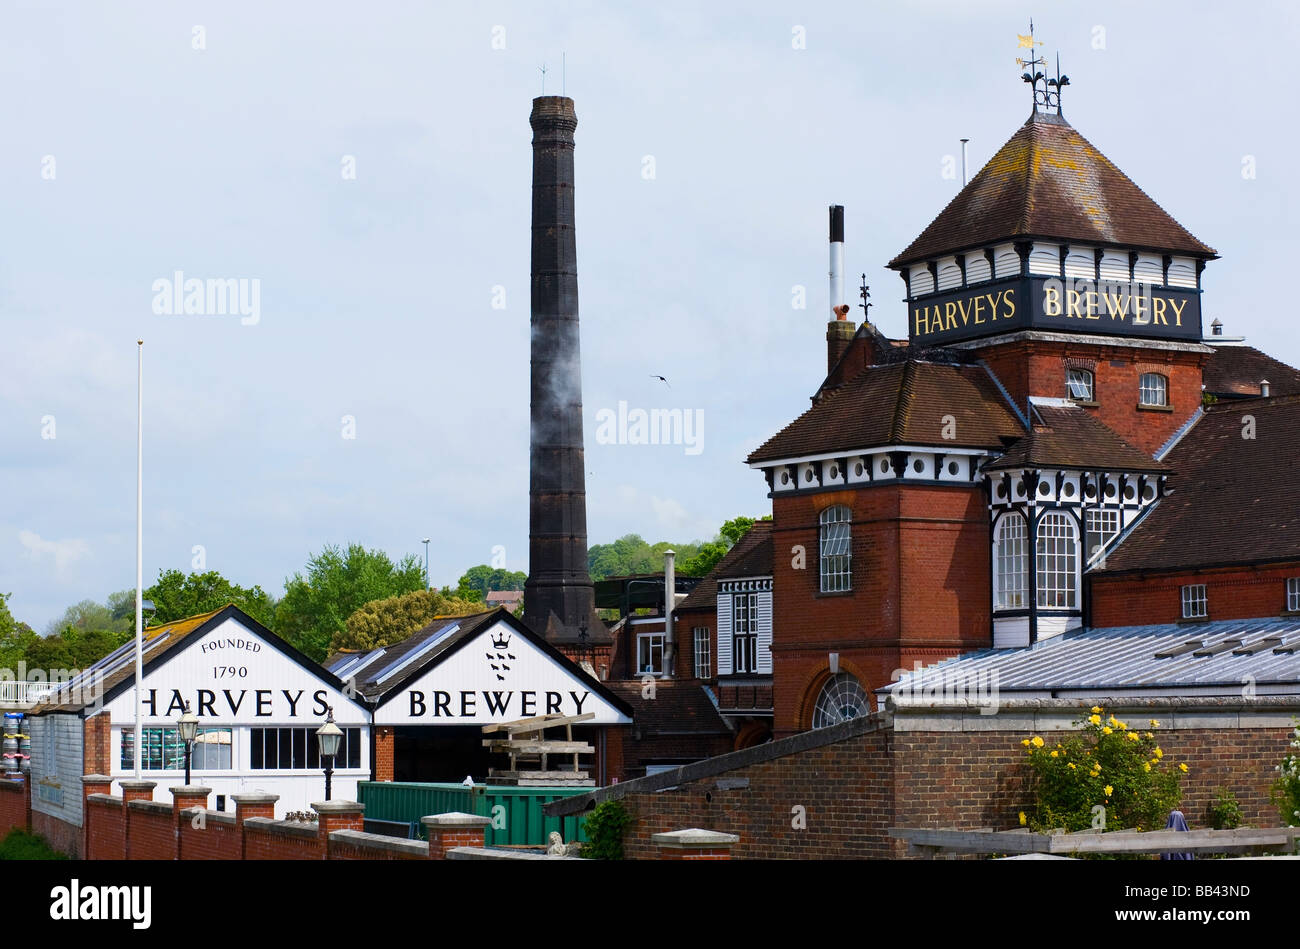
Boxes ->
[456,565,526,601]
[0,594,38,673]
[586,515,770,582]
[42,598,130,639]
[679,515,769,577]
[334,588,489,653]
[144,570,276,631]
[1272,720,1300,827]
[1019,706,1184,834]
[1205,787,1243,830]
[276,544,427,661]
[580,800,632,859]
[0,829,69,860]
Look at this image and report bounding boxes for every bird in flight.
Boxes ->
[650,374,670,388]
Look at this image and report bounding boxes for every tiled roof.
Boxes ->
[675,521,774,613]
[985,403,1166,472]
[602,680,732,736]
[1096,395,1300,572]
[1203,345,1300,399]
[881,619,1300,697]
[349,610,501,697]
[889,112,1216,269]
[36,605,256,714]
[748,360,1025,464]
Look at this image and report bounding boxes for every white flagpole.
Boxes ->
[134,339,143,780]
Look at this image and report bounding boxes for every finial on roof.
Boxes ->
[1016,24,1069,117]
[858,273,873,323]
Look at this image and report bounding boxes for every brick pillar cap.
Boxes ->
[81,774,114,784]
[169,785,212,796]
[652,828,739,848]
[312,800,364,815]
[421,812,491,828]
[119,780,157,791]
[231,792,279,804]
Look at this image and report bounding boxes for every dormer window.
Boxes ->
[1139,373,1169,407]
[1066,368,1095,403]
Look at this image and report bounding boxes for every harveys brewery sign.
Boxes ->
[907,276,1202,346]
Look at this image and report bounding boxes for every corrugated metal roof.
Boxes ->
[882,619,1300,698]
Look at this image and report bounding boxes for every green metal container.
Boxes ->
[356,781,590,847]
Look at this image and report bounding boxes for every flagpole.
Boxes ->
[134,339,143,780]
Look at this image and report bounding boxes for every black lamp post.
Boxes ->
[177,702,199,785]
[316,707,342,801]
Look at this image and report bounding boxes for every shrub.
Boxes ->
[1205,788,1243,830]
[0,829,69,860]
[580,800,632,860]
[1272,720,1300,827]
[1019,705,1184,833]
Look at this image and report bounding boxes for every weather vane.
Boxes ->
[859,274,872,322]
[1016,21,1069,115]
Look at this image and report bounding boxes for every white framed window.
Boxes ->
[1036,512,1079,609]
[636,632,666,676]
[819,505,852,593]
[693,627,711,679]
[1289,577,1300,613]
[121,727,234,771]
[1066,368,1095,402]
[995,513,1028,609]
[1139,372,1168,407]
[1085,508,1121,559]
[1181,584,1207,619]
[812,673,870,729]
[249,726,362,770]
[732,594,758,674]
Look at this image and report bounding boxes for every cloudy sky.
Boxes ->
[2,1,1295,632]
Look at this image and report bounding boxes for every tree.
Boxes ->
[333,588,489,654]
[586,535,704,581]
[142,570,276,630]
[276,544,426,661]
[42,599,128,638]
[679,515,770,578]
[0,594,38,673]
[456,565,527,601]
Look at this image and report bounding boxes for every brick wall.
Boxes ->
[1091,562,1300,628]
[975,338,1206,457]
[126,801,175,860]
[242,818,324,860]
[178,811,241,860]
[771,484,992,736]
[85,795,126,860]
[0,779,28,838]
[374,726,395,782]
[83,714,111,776]
[555,701,1300,859]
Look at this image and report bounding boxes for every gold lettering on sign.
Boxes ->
[944,301,958,331]
[1132,293,1149,324]
[1044,285,1061,317]
[1169,298,1186,327]
[1004,287,1016,318]
[1152,297,1168,325]
[973,295,986,324]
[914,306,928,336]
[1084,291,1099,318]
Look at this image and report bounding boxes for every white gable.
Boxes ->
[103,615,368,726]
[374,618,631,725]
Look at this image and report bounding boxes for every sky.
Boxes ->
[2,0,1297,633]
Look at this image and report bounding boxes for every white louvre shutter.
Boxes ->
[716,592,732,676]
[756,590,773,674]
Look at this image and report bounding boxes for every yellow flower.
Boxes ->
[1104,785,1113,796]
[1050,750,1059,758]
[1031,736,1044,748]
[1091,706,1103,714]
[1089,714,1101,725]
[1154,748,1163,759]
[1068,763,1077,770]
[1179,763,1189,773]
[1102,726,1113,735]
[1143,762,1151,772]
[1149,719,1160,728]
[1108,714,1118,724]
[1145,732,1154,739]
[1117,721,1128,731]
[1022,739,1031,747]
[1127,731,1140,742]
[1019,811,1027,826]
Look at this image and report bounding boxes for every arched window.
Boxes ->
[1139,372,1168,407]
[995,513,1028,609]
[1036,512,1078,609]
[1066,367,1095,402]
[819,505,852,593]
[812,673,869,729]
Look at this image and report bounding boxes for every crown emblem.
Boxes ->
[491,630,511,650]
